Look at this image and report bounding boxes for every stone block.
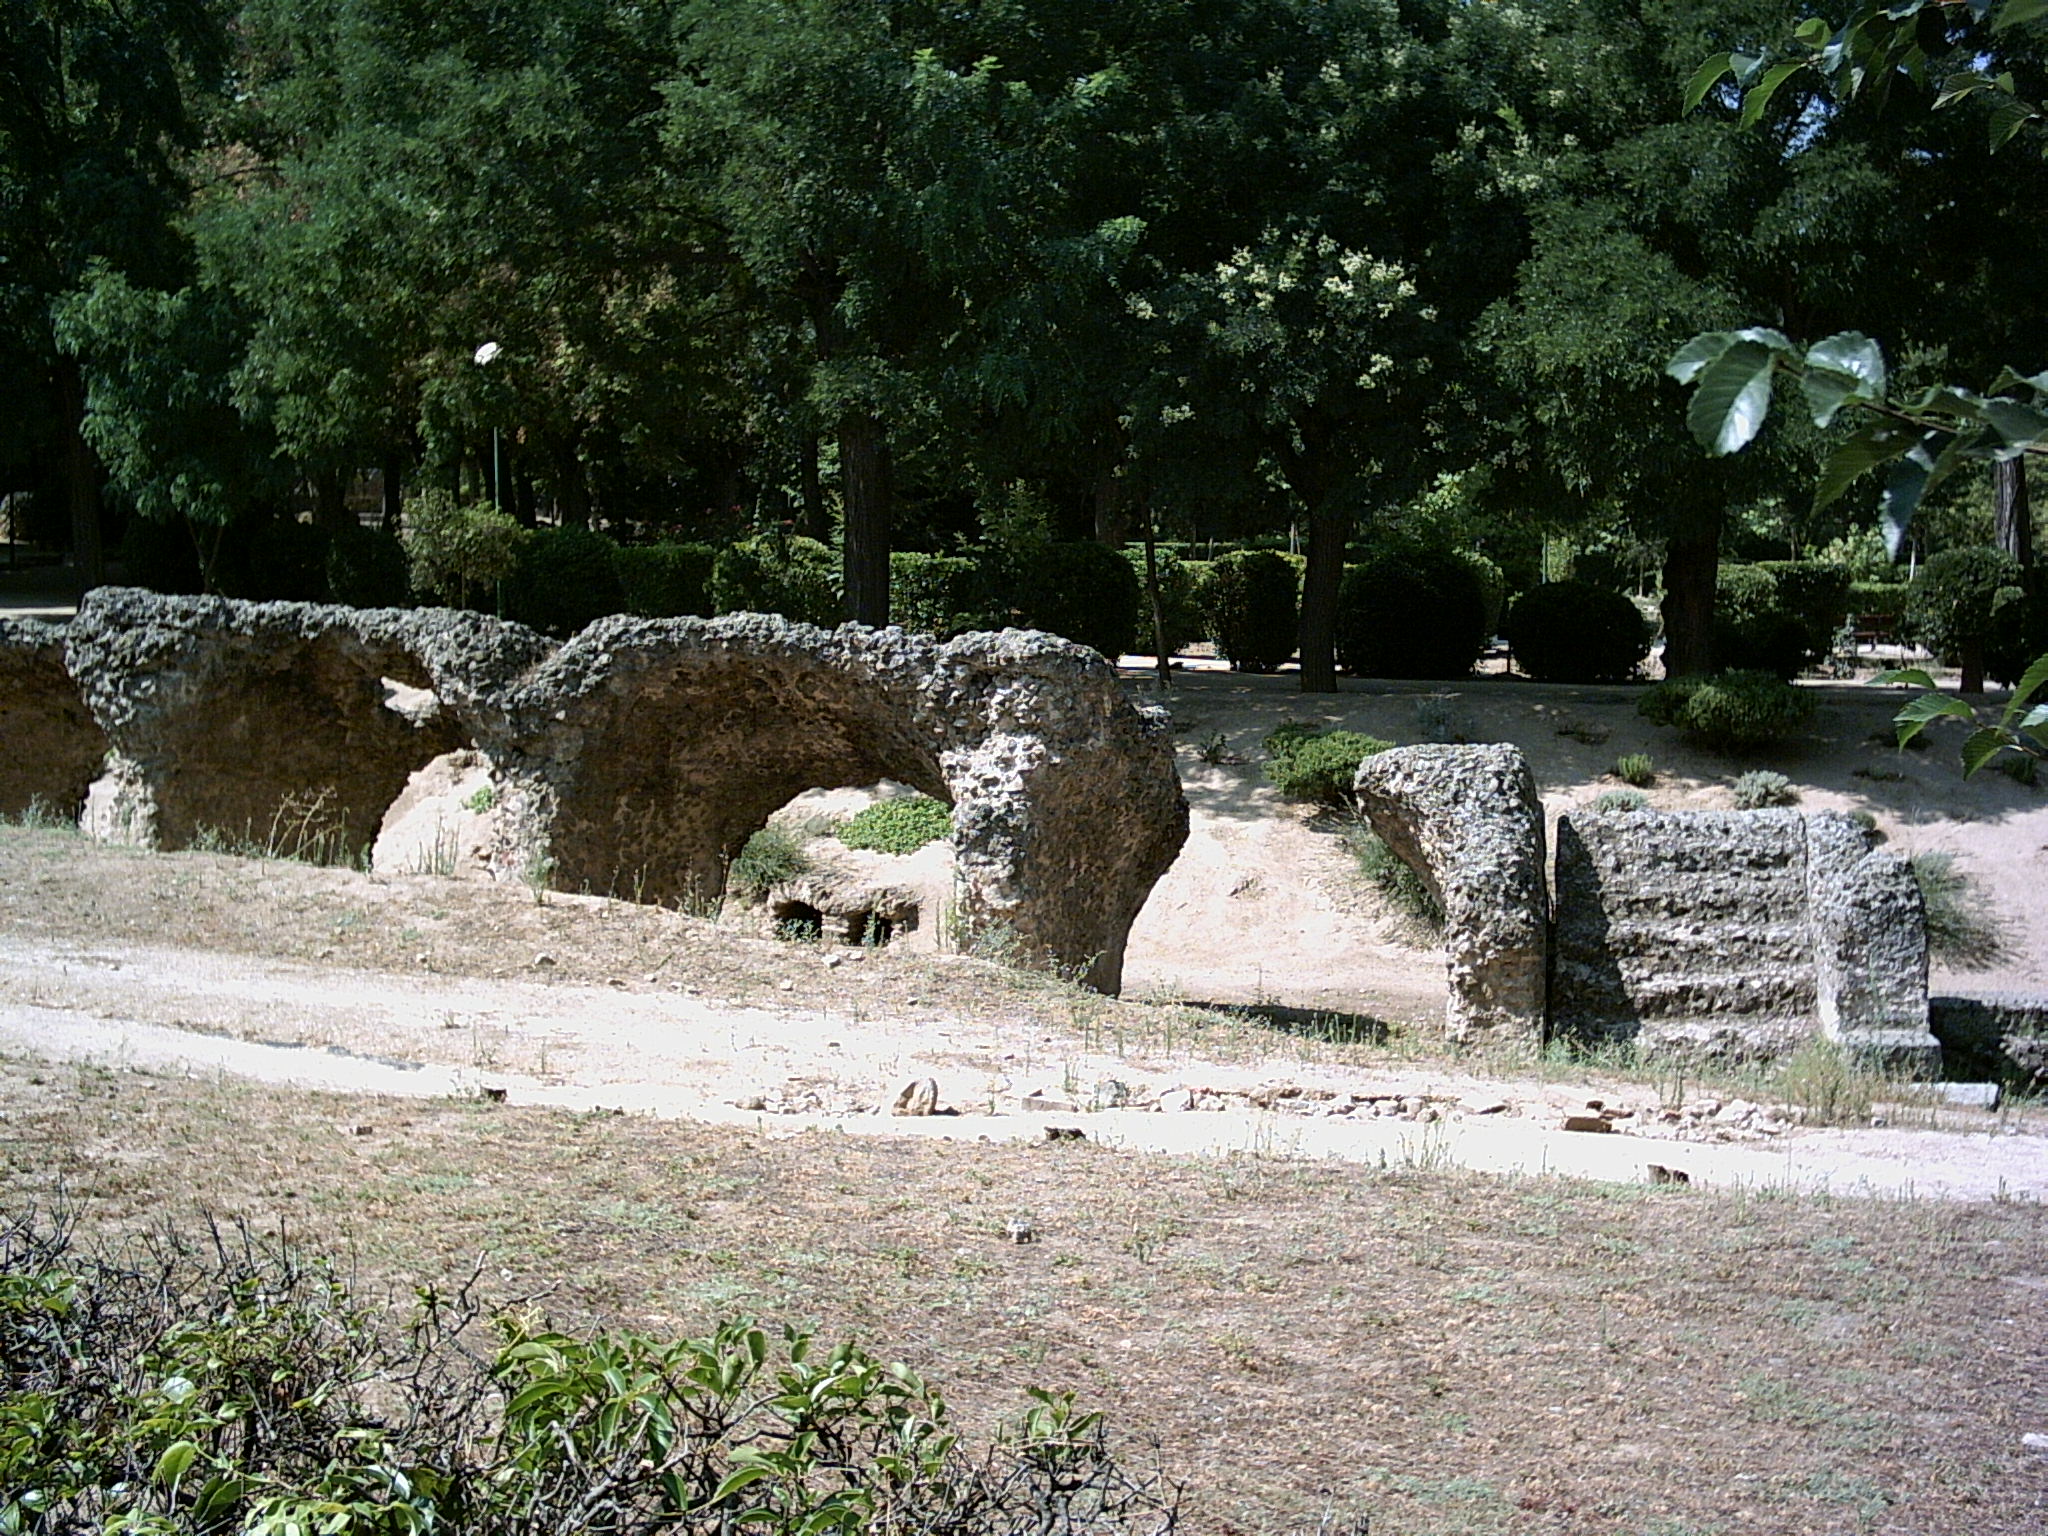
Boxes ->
[0,617,106,821]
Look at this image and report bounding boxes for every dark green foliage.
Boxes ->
[1640,671,1816,752]
[242,516,329,602]
[1336,548,1489,680]
[0,1212,1171,1536]
[1124,548,1207,657]
[324,524,411,609]
[712,534,843,628]
[727,825,811,901]
[891,552,990,638]
[1340,819,1443,932]
[1716,563,1852,679]
[1846,580,1908,618]
[504,526,627,637]
[115,512,204,594]
[1204,551,1299,672]
[1000,541,1144,660]
[402,492,526,610]
[1905,548,2035,684]
[1506,580,1654,682]
[1263,724,1395,807]
[837,796,951,854]
[615,541,718,619]
[1458,550,1508,640]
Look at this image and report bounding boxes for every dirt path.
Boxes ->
[6,929,2041,1202]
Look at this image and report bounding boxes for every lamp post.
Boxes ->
[473,341,503,513]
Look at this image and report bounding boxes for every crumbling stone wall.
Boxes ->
[1353,743,1548,1051]
[1554,808,1935,1066]
[63,589,550,855]
[0,617,107,819]
[485,615,1187,992]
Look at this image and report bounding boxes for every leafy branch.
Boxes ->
[1667,329,2048,554]
[1875,653,2048,774]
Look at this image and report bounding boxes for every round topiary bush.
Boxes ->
[837,795,952,854]
[504,524,627,636]
[1336,547,1489,680]
[1506,580,1654,682]
[1905,546,2029,690]
[1204,550,1299,671]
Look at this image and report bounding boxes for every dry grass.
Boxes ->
[5,1056,2044,1536]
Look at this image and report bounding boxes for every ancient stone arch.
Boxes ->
[63,589,551,855]
[485,614,1187,992]
[0,617,107,820]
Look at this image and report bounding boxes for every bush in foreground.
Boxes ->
[1639,671,1814,753]
[1263,724,1395,807]
[0,1211,1179,1536]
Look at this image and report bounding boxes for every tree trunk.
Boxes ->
[1140,496,1170,691]
[1994,457,2033,571]
[53,358,104,592]
[1659,518,1722,678]
[1960,642,1986,697]
[1093,463,1133,546]
[798,435,829,542]
[380,451,404,533]
[840,411,892,626]
[311,469,352,534]
[1296,496,1348,693]
[551,442,588,529]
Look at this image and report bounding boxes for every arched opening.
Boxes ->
[770,899,826,942]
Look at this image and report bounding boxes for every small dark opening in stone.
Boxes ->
[771,900,824,942]
[846,911,892,947]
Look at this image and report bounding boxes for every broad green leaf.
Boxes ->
[2011,654,2048,710]
[1893,693,1977,727]
[1813,424,1912,511]
[1666,331,1734,384]
[1994,0,2048,32]
[2017,703,2048,730]
[1803,332,1885,394]
[154,1441,200,1487]
[710,1465,775,1503]
[1961,728,2009,777]
[1686,340,1777,455]
[1800,368,1857,429]
[1983,397,2048,448]
[1730,51,1764,85]
[1878,435,1940,556]
[1740,63,1807,127]
[1871,667,1939,689]
[1733,326,1797,354]
[1794,17,1830,46]
[1988,95,2036,150]
[1684,54,1735,112]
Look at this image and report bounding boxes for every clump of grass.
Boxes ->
[462,784,498,813]
[1591,788,1650,814]
[1908,851,2006,969]
[1731,769,1799,809]
[1772,1038,1883,1127]
[837,795,951,854]
[3,796,70,831]
[728,825,812,901]
[1340,817,1443,934]
[1610,752,1655,788]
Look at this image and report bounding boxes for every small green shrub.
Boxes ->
[1263,725,1395,807]
[727,824,812,901]
[837,795,952,854]
[504,524,626,636]
[616,540,717,618]
[1610,753,1655,787]
[1640,671,1815,752]
[462,785,498,814]
[1908,851,2006,969]
[1592,788,1650,814]
[1507,580,1655,682]
[1730,769,1798,809]
[1336,547,1489,680]
[1204,549,1299,671]
[1340,819,1443,932]
[402,489,526,609]
[712,533,843,627]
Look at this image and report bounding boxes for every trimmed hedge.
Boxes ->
[1336,547,1489,680]
[504,525,627,636]
[617,541,717,618]
[1004,539,1144,659]
[1506,580,1654,682]
[891,551,992,638]
[1204,549,1299,671]
[712,533,843,628]
[1714,561,1852,678]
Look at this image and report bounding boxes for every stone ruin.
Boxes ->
[1357,744,1941,1067]
[13,589,1187,993]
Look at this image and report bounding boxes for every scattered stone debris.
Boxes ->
[1042,1126,1087,1143]
[1005,1217,1037,1243]
[892,1078,940,1116]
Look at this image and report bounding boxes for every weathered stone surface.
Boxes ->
[63,589,551,854]
[484,613,1186,993]
[1353,743,1548,1050]
[0,617,106,819]
[1554,808,1937,1065]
